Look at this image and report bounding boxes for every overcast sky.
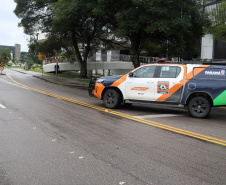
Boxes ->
[0,0,29,52]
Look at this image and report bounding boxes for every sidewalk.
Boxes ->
[10,68,89,89]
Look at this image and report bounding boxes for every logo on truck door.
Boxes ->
[131,87,149,91]
[157,81,169,94]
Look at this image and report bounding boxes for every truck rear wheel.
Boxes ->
[103,89,121,109]
[188,96,211,118]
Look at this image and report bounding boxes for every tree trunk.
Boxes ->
[130,31,142,68]
[79,60,87,78]
[131,49,140,68]
[130,38,141,68]
[71,29,88,78]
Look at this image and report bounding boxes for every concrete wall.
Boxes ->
[201,34,214,60]
[43,62,134,75]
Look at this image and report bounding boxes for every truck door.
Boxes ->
[125,65,157,101]
[155,65,185,103]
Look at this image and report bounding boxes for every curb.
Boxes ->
[9,68,89,89]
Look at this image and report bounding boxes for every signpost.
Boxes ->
[54,55,60,61]
[38,52,46,76]
[38,52,46,60]
[0,63,4,75]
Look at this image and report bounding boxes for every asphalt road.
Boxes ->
[0,69,226,185]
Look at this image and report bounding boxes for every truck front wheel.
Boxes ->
[188,96,211,118]
[103,89,121,109]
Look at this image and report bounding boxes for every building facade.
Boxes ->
[201,0,226,61]
[0,44,21,60]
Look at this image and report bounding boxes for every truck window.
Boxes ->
[133,66,156,78]
[159,66,181,78]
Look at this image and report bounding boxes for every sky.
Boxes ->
[0,0,29,52]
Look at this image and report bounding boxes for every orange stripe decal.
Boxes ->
[156,81,183,102]
[186,65,209,82]
[111,74,128,87]
[156,65,210,102]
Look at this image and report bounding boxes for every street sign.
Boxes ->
[38,52,46,60]
[55,55,60,60]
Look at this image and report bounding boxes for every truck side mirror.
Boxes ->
[129,72,133,77]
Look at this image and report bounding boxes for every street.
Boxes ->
[0,69,226,185]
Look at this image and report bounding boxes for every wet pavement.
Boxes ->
[9,68,89,88]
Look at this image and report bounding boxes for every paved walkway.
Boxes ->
[10,68,89,88]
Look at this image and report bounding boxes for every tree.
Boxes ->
[114,0,208,67]
[14,0,117,78]
[50,0,117,77]
[14,0,58,35]
[12,58,18,65]
[15,0,208,75]
[209,1,226,42]
[0,48,11,65]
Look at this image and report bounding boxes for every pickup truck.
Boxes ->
[88,63,226,118]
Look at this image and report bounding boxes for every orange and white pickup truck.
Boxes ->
[89,63,226,118]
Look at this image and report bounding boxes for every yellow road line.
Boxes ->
[5,75,226,147]
[220,106,226,109]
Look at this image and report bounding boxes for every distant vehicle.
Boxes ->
[156,58,171,63]
[89,63,226,118]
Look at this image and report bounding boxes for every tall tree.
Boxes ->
[114,0,207,67]
[15,0,208,75]
[0,48,12,65]
[50,0,113,77]
[209,1,226,42]
[14,0,117,78]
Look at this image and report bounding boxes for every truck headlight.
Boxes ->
[96,78,105,84]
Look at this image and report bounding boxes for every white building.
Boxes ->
[201,0,226,61]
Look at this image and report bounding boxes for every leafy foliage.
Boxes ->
[14,0,208,76]
[14,0,57,34]
[209,1,226,42]
[50,0,115,77]
[114,0,207,66]
[0,48,12,65]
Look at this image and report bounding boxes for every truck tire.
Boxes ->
[188,96,211,118]
[103,89,121,109]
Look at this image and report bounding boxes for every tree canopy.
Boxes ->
[114,0,207,67]
[209,1,226,42]
[14,0,208,77]
[0,48,12,65]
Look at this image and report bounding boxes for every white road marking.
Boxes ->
[0,104,6,109]
[79,156,84,159]
[136,114,179,119]
[6,73,32,77]
[119,182,126,185]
